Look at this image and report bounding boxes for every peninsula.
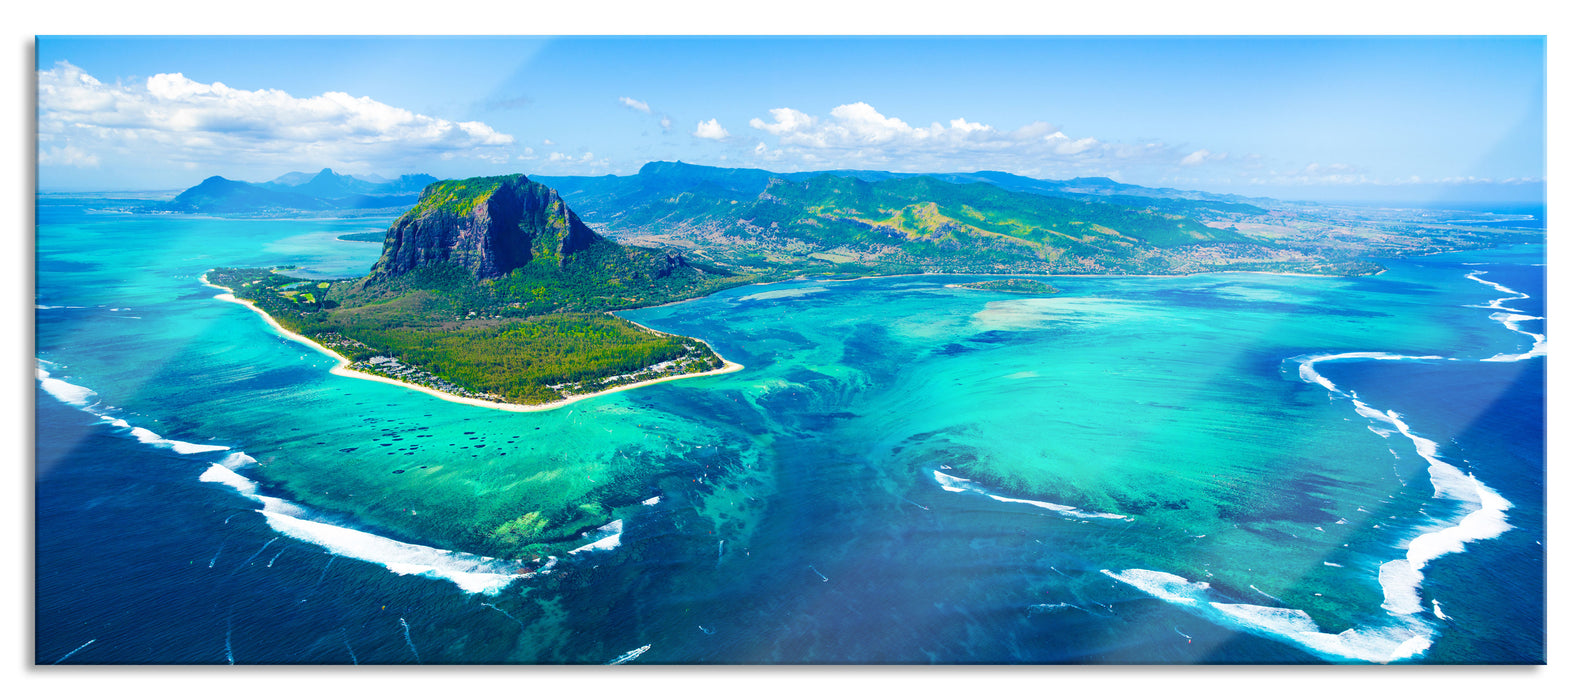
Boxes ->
[208,174,750,407]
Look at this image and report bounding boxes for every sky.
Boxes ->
[34,35,1547,203]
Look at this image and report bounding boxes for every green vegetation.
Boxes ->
[212,167,1541,410]
[951,278,1060,294]
[204,167,1544,560]
[568,171,1274,275]
[209,262,735,405]
[541,162,1539,278]
[206,175,752,406]
[409,176,511,217]
[337,231,387,243]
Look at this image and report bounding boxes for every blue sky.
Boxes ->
[36,35,1546,203]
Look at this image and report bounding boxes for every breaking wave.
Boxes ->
[933,470,1130,521]
[201,464,534,596]
[1103,568,1433,663]
[36,359,534,596]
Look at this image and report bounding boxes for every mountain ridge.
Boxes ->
[536,162,1293,275]
[159,169,438,213]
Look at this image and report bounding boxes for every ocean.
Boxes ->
[34,197,1545,664]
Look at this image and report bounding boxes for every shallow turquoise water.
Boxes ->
[35,198,1545,663]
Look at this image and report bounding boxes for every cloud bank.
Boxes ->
[742,101,1198,176]
[37,61,516,175]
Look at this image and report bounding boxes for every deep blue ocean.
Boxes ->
[34,198,1545,665]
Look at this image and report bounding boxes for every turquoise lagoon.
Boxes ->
[35,198,1545,664]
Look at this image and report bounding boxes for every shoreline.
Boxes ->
[764,266,1371,288]
[198,253,1391,411]
[201,274,744,413]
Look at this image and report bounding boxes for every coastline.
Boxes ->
[777,268,1364,288]
[197,256,1369,412]
[201,274,744,413]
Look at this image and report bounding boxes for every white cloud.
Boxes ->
[1302,162,1361,175]
[693,118,730,141]
[619,96,652,114]
[38,145,100,167]
[537,150,609,175]
[1046,131,1099,155]
[743,102,1191,176]
[36,61,518,173]
[621,96,674,134]
[1180,149,1227,166]
[749,107,815,135]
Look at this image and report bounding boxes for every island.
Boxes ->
[946,278,1060,294]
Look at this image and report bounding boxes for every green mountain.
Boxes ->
[529,161,1315,275]
[537,161,1267,223]
[350,175,739,310]
[209,174,746,406]
[547,167,1280,274]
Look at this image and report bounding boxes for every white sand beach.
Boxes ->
[201,274,743,413]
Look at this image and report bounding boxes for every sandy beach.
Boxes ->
[201,274,744,413]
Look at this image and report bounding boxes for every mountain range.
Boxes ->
[176,162,1525,278]
[536,161,1293,275]
[159,168,437,213]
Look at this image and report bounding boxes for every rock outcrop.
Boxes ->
[370,175,600,281]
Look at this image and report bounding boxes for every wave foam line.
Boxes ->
[933,470,1131,521]
[199,464,532,595]
[1295,355,1513,619]
[1465,271,1546,361]
[35,366,97,407]
[1103,569,1432,663]
[1483,312,1546,362]
[568,520,623,555]
[127,426,228,454]
[37,361,233,456]
[1294,352,1445,395]
[1465,270,1525,307]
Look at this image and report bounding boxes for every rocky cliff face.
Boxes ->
[370,175,600,281]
